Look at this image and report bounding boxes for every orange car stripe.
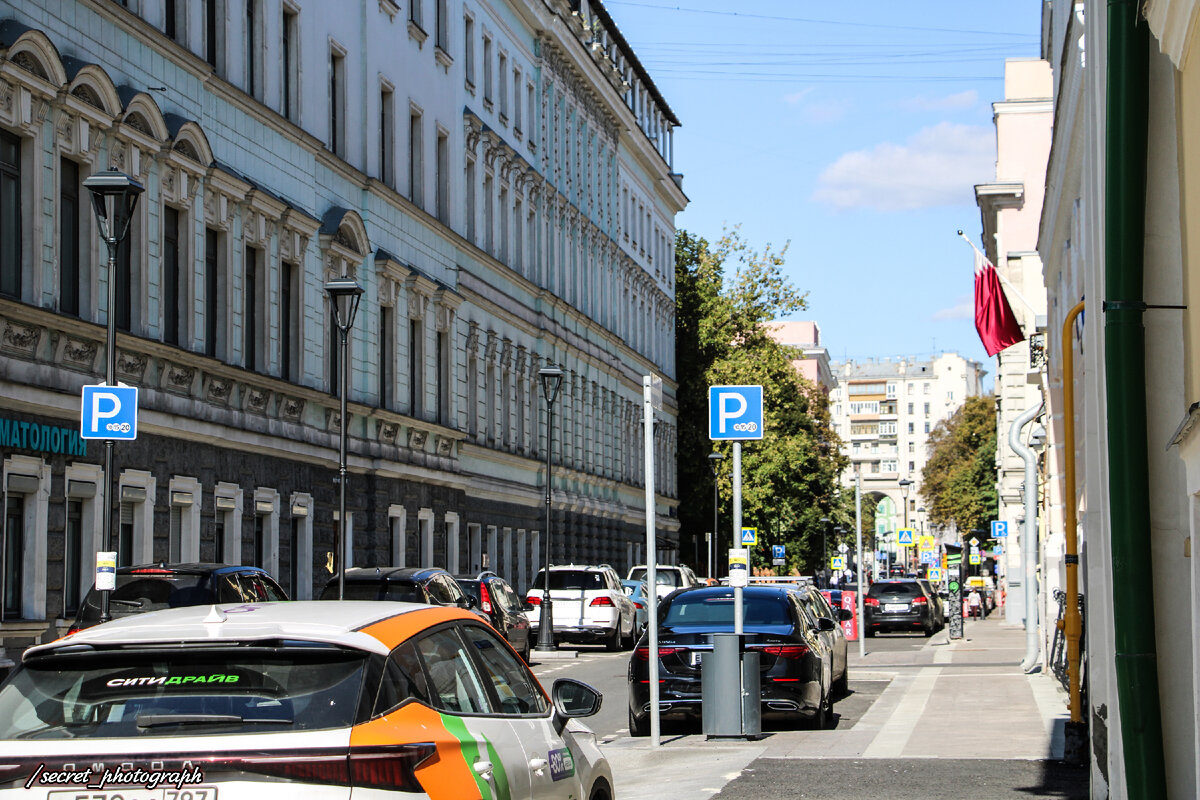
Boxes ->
[352,702,486,798]
[357,606,478,648]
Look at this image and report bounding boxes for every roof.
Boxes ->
[335,566,446,582]
[28,601,464,660]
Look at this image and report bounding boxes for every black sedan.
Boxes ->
[627,585,836,735]
[864,578,938,636]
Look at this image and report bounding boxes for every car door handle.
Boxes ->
[529,757,548,775]
[473,760,494,780]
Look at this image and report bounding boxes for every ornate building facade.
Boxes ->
[0,0,684,659]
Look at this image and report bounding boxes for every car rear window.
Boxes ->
[628,568,680,586]
[663,593,791,626]
[77,574,210,625]
[530,571,605,591]
[320,581,424,603]
[0,646,368,740]
[868,582,919,598]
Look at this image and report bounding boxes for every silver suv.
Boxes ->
[525,564,638,650]
[627,564,702,599]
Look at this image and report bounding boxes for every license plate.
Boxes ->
[690,651,703,667]
[48,788,218,800]
[885,603,908,613]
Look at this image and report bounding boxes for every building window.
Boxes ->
[484,172,494,254]
[409,0,423,28]
[253,513,265,568]
[64,499,83,616]
[118,501,134,568]
[246,0,261,98]
[908,460,915,472]
[526,83,535,138]
[437,329,449,426]
[409,318,424,417]
[436,128,449,223]
[907,402,913,414]
[205,0,224,70]
[465,157,476,242]
[244,245,261,371]
[169,504,183,562]
[514,196,523,270]
[498,184,508,263]
[165,0,183,41]
[513,67,523,132]
[59,158,82,316]
[924,402,930,416]
[115,213,136,332]
[463,14,474,87]
[281,261,299,381]
[1,130,22,299]
[162,206,183,346]
[498,52,508,120]
[907,422,914,434]
[282,6,299,120]
[2,493,24,619]
[213,512,226,563]
[380,83,395,188]
[435,0,448,51]
[924,422,931,433]
[328,302,340,396]
[288,516,300,596]
[380,306,395,408]
[204,227,225,359]
[409,108,424,206]
[330,47,346,157]
[482,36,493,104]
[923,382,930,394]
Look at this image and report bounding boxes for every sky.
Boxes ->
[603,1,1043,374]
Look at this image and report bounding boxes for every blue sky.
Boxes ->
[605,1,1042,372]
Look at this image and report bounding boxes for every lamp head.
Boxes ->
[83,168,144,244]
[538,366,564,406]
[324,276,364,332]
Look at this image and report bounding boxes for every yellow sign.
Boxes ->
[927,567,943,581]
[740,527,758,546]
[918,535,936,551]
[830,556,845,570]
[969,553,982,565]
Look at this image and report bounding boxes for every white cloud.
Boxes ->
[803,99,850,124]
[932,295,975,321]
[783,88,815,104]
[900,90,978,111]
[811,122,994,211]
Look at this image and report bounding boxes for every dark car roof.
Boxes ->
[676,585,795,599]
[329,566,448,585]
[117,562,271,575]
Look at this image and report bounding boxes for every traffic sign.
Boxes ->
[740,527,758,545]
[920,551,936,565]
[772,545,786,560]
[918,535,936,551]
[830,556,845,570]
[837,542,849,554]
[927,567,943,581]
[994,545,1004,555]
[708,386,764,440]
[81,384,138,440]
[968,537,980,546]
[969,553,982,565]
[991,520,1008,539]
[897,529,914,545]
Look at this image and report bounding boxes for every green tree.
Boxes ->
[920,394,998,535]
[674,229,847,575]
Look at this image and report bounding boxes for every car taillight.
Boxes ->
[66,623,82,635]
[526,596,541,606]
[234,752,350,785]
[349,744,436,791]
[757,644,809,659]
[864,597,880,607]
[912,596,928,605]
[128,568,174,574]
[633,601,645,609]
[589,596,614,607]
[634,646,683,660]
[479,583,493,613]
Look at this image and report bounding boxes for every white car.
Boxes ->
[526,564,638,650]
[627,564,702,599]
[0,601,614,800]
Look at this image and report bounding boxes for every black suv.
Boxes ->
[70,563,288,634]
[320,567,485,620]
[864,578,938,637]
[454,571,533,663]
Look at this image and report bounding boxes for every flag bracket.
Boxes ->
[1101,300,1187,311]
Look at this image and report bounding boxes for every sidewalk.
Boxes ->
[601,616,1071,800]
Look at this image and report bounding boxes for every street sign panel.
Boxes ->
[927,567,942,581]
[708,385,764,440]
[918,535,935,551]
[740,527,758,545]
[830,556,845,570]
[897,529,914,545]
[991,520,1008,539]
[969,537,980,546]
[771,545,785,560]
[920,551,936,565]
[81,385,138,440]
[994,545,1004,555]
[969,553,982,565]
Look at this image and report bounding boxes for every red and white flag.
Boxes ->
[973,250,1025,357]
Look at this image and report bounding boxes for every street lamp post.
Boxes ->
[535,366,564,652]
[324,277,364,601]
[818,516,830,587]
[707,452,724,579]
[83,168,144,624]
[898,478,913,571]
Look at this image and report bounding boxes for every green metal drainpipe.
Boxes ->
[1105,0,1167,795]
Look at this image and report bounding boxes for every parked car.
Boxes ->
[454,570,533,663]
[525,564,638,650]
[917,577,946,630]
[863,578,938,637]
[627,564,702,599]
[620,579,652,634]
[320,567,485,621]
[2,601,613,800]
[627,584,837,735]
[69,562,288,634]
[796,583,850,696]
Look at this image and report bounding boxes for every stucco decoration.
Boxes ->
[1144,0,1200,68]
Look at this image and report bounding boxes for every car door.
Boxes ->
[458,623,583,800]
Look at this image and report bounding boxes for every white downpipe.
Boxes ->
[1009,396,1044,673]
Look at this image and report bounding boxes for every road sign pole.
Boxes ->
[643,376,661,747]
[733,441,743,637]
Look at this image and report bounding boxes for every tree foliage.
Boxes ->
[920,394,998,535]
[674,229,847,575]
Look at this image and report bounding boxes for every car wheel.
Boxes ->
[589,780,613,800]
[521,635,532,665]
[606,625,622,652]
[923,622,935,638]
[629,706,649,737]
[865,628,875,638]
[809,691,831,730]
[833,667,849,698]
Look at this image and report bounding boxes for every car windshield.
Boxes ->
[663,593,791,626]
[869,582,919,598]
[0,646,368,740]
[76,573,211,625]
[628,568,679,586]
[320,581,424,603]
[529,571,605,591]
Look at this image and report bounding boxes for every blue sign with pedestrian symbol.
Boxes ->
[741,527,758,545]
[991,520,1008,539]
[772,545,785,560]
[80,385,138,440]
[897,529,914,545]
[708,386,764,440]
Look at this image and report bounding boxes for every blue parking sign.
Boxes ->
[81,385,139,440]
[708,386,764,440]
[772,545,786,560]
[991,520,1008,539]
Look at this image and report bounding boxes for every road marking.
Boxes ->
[862,667,942,758]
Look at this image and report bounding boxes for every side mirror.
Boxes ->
[551,678,603,720]
[838,608,854,622]
[522,601,536,612]
[817,616,837,632]
[459,595,479,609]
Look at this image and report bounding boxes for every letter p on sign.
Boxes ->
[708,385,764,440]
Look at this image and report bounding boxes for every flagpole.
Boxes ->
[956,230,1038,317]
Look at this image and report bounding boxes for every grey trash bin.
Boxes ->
[702,633,761,738]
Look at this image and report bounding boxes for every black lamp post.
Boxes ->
[83,168,143,624]
[535,365,563,651]
[324,276,364,600]
[898,478,913,570]
[707,452,724,579]
[818,516,830,587]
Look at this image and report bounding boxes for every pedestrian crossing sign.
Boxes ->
[897,529,914,545]
[927,568,943,581]
[969,553,982,565]
[740,527,758,545]
[830,556,845,570]
[918,535,935,551]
